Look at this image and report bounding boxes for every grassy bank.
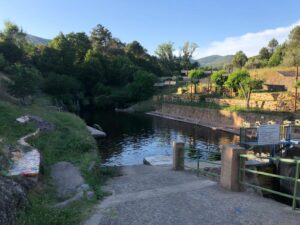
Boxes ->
[0,99,109,225]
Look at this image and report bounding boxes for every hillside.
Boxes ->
[26,34,50,45]
[195,55,233,68]
[249,66,297,91]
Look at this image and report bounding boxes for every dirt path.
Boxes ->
[84,165,300,225]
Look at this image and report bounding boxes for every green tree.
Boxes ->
[259,47,271,60]
[239,77,264,109]
[225,69,263,108]
[283,26,300,111]
[6,64,42,103]
[125,41,148,58]
[90,24,112,51]
[81,49,106,93]
[155,42,175,75]
[268,47,283,66]
[244,56,267,69]
[43,73,82,111]
[66,32,91,64]
[188,69,205,94]
[232,51,248,68]
[0,21,26,48]
[211,70,227,94]
[48,32,76,73]
[224,69,250,91]
[282,26,300,67]
[223,63,234,73]
[128,70,157,101]
[107,56,137,86]
[180,42,198,69]
[0,53,6,69]
[268,38,279,54]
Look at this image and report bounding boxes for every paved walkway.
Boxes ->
[84,165,300,225]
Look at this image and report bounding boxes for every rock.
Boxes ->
[16,115,55,132]
[51,161,84,199]
[77,183,90,192]
[0,176,27,225]
[28,115,55,131]
[86,191,95,200]
[87,126,106,138]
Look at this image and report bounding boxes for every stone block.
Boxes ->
[220,144,246,191]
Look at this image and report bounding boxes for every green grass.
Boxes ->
[0,99,112,225]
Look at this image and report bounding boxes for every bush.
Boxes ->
[0,53,6,70]
[128,70,157,101]
[6,64,42,101]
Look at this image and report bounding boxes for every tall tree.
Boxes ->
[125,41,148,58]
[225,69,263,108]
[239,77,263,109]
[180,42,198,69]
[155,42,175,75]
[211,70,227,94]
[283,26,300,111]
[268,46,283,66]
[188,69,205,94]
[0,21,27,62]
[259,47,271,60]
[0,21,26,47]
[6,64,42,104]
[90,24,112,51]
[268,38,279,54]
[232,51,248,68]
[66,32,91,64]
[155,42,174,61]
[48,32,76,73]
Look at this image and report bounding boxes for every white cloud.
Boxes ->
[192,20,300,59]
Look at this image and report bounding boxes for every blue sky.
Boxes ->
[0,0,300,58]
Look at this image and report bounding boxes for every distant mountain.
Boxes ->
[26,34,50,45]
[195,55,233,68]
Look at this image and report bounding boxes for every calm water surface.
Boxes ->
[82,111,239,166]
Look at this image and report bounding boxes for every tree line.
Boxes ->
[0,21,198,111]
[184,26,300,109]
[226,26,300,70]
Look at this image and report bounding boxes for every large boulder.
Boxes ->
[51,161,85,199]
[0,176,27,225]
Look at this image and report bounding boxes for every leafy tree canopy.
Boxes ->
[232,51,248,68]
[211,70,227,87]
[224,69,250,90]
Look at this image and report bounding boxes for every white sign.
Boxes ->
[257,124,280,145]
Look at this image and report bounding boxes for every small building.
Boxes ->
[263,84,286,92]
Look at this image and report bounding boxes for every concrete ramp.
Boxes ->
[84,165,300,225]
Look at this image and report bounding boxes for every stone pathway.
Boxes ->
[84,165,300,225]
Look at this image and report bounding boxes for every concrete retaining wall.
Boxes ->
[158,103,288,128]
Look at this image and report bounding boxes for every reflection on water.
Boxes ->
[82,111,239,166]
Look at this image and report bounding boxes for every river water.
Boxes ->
[82,111,239,166]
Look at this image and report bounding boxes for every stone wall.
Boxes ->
[154,92,300,112]
[158,103,288,128]
[206,92,300,112]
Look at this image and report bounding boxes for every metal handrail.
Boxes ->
[239,154,300,210]
[184,147,221,177]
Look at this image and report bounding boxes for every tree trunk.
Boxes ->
[246,91,251,109]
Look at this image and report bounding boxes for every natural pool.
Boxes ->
[82,111,239,166]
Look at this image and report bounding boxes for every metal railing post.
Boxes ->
[197,148,200,176]
[292,161,300,210]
